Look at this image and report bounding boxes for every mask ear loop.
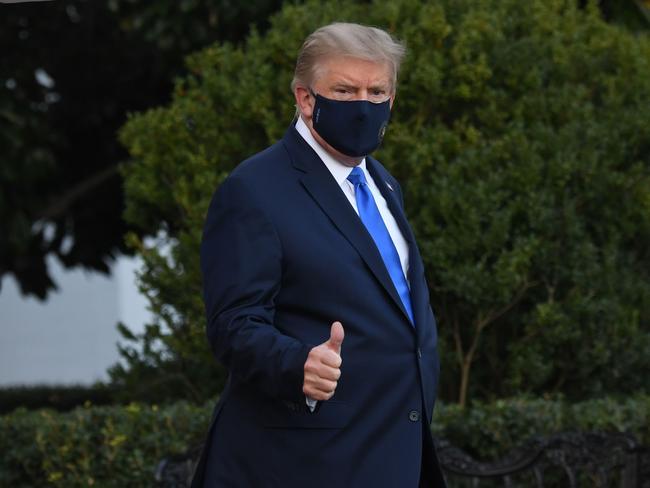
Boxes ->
[293,88,317,123]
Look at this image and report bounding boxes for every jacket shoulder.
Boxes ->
[229,140,292,184]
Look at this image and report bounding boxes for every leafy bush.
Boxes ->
[0,400,211,487]
[118,0,650,406]
[1,396,648,486]
[433,395,650,459]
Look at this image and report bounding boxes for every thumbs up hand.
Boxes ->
[303,322,344,401]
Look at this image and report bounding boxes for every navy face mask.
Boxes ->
[310,90,391,157]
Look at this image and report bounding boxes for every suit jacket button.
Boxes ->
[409,410,420,422]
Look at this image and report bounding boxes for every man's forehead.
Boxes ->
[318,56,392,86]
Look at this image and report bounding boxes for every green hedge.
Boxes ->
[433,395,650,459]
[0,400,211,487]
[1,396,648,486]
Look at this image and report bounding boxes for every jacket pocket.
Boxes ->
[260,399,350,429]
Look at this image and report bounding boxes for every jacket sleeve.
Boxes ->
[200,174,310,402]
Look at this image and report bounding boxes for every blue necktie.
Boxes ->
[347,167,414,325]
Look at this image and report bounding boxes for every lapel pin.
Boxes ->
[385,181,394,192]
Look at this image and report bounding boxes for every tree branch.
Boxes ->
[476,280,537,331]
[38,164,119,220]
[452,310,464,367]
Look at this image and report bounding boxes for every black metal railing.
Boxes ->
[155,431,648,487]
[436,432,647,487]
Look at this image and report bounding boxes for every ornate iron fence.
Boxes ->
[155,432,648,487]
[436,432,647,487]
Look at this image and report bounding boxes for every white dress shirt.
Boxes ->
[295,117,410,277]
[295,116,411,412]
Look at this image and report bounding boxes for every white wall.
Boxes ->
[0,256,150,386]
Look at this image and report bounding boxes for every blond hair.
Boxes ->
[291,22,406,93]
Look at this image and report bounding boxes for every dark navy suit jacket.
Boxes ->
[193,123,445,487]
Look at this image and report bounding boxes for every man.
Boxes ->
[193,22,446,488]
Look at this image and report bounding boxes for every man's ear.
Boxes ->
[294,85,314,119]
[389,92,396,110]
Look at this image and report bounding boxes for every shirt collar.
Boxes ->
[295,116,366,185]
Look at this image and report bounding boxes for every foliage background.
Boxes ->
[0,0,287,298]
[117,0,650,407]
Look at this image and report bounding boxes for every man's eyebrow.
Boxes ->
[330,82,390,91]
[331,82,358,90]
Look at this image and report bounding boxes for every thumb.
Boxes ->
[326,321,344,353]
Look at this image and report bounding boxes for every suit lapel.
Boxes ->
[366,158,429,334]
[282,125,413,326]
